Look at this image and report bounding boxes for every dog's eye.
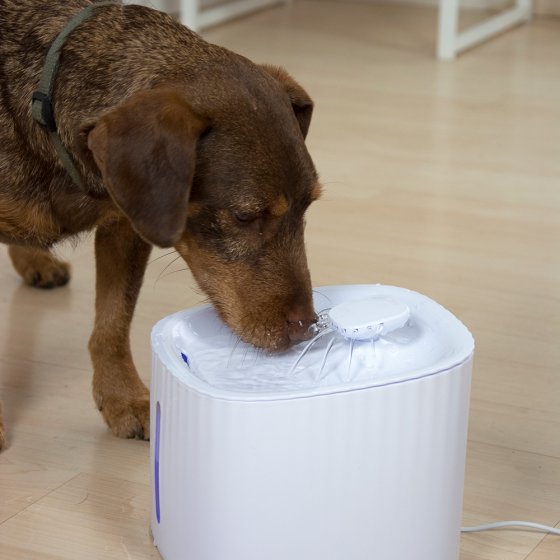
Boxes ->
[234,211,259,224]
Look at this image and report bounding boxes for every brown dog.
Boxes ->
[0,0,320,449]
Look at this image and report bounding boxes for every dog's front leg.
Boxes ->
[89,219,152,440]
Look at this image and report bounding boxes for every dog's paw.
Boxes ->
[8,247,71,289]
[98,394,150,440]
[27,262,70,289]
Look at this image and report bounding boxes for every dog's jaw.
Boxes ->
[176,237,316,351]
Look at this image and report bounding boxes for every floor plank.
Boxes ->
[1,1,559,558]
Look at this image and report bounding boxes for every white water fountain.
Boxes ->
[150,284,474,560]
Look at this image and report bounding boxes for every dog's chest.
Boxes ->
[0,193,61,246]
[0,189,115,247]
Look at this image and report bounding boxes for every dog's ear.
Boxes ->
[260,65,313,139]
[86,87,207,248]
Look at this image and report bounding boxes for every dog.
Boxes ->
[0,0,320,449]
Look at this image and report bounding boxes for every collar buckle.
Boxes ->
[32,91,57,133]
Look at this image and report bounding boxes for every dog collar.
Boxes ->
[31,1,120,190]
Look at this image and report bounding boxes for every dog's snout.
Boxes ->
[287,311,317,344]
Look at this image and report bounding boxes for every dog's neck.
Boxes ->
[32,1,120,191]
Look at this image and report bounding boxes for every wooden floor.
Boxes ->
[1,1,559,558]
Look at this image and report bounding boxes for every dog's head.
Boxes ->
[86,64,320,351]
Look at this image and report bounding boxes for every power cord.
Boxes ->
[462,521,560,536]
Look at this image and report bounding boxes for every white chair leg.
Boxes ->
[437,0,460,60]
[517,0,533,21]
[438,0,533,60]
[180,0,199,31]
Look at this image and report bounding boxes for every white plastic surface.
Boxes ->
[152,284,474,399]
[150,284,474,560]
[327,294,411,339]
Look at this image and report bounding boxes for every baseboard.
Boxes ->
[534,0,560,15]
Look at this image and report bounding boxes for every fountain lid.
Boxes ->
[151,284,474,401]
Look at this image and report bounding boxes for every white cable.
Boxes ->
[462,521,560,536]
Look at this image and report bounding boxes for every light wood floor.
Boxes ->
[1,1,559,559]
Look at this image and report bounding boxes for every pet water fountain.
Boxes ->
[150,284,474,560]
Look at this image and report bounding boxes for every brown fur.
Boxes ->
[0,0,320,449]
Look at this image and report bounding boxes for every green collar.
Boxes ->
[32,1,119,190]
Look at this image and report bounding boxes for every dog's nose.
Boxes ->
[287,312,317,343]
